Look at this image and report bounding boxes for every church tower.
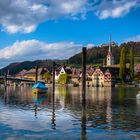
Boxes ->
[106,36,114,66]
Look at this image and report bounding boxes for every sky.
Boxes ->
[0,0,140,68]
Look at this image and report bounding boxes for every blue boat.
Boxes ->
[32,82,48,94]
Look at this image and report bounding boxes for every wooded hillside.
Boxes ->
[1,41,140,75]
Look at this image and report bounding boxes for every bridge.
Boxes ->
[0,76,35,85]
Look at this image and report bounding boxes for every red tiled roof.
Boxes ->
[135,63,140,72]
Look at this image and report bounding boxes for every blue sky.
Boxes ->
[0,0,140,68]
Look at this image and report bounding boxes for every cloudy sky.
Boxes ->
[0,0,140,68]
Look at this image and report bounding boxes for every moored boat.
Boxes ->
[136,91,140,99]
[32,82,48,94]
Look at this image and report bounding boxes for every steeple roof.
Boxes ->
[108,35,112,52]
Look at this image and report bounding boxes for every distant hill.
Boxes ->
[0,41,140,75]
[68,41,140,66]
[0,60,66,75]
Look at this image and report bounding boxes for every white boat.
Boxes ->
[136,92,140,99]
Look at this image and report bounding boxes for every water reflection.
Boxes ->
[32,92,48,118]
[51,86,56,130]
[81,102,87,140]
[4,86,9,104]
[0,86,139,139]
[106,88,112,130]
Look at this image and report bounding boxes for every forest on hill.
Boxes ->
[0,60,66,75]
[68,41,140,66]
[0,41,140,75]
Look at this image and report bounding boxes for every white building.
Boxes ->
[55,67,66,82]
[91,67,105,87]
[55,66,72,83]
[90,67,119,87]
[106,40,114,66]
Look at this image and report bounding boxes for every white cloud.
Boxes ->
[95,0,139,19]
[125,35,140,42]
[0,0,89,33]
[86,43,95,48]
[0,39,84,67]
[0,0,139,33]
[4,24,37,34]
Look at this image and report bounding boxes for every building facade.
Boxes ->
[106,41,114,66]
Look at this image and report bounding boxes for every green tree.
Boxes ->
[58,73,68,84]
[130,48,134,80]
[44,72,52,83]
[119,47,126,83]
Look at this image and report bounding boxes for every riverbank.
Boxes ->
[115,83,140,88]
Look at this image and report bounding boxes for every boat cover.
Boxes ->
[32,82,48,90]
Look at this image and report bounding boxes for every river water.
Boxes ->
[0,86,140,140]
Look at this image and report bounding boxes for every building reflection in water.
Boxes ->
[4,86,11,104]
[136,99,140,112]
[1,85,139,137]
[51,86,56,130]
[84,87,113,130]
[2,86,113,129]
[105,88,112,130]
[57,86,87,140]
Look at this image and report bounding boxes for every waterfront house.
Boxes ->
[91,67,105,87]
[71,68,81,84]
[55,66,72,84]
[91,67,119,87]
[16,69,28,78]
[104,67,119,86]
[17,67,51,82]
[78,66,94,86]
[135,63,140,74]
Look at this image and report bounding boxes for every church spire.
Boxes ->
[109,35,111,52]
[106,35,114,66]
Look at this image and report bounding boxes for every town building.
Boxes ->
[70,68,81,85]
[106,40,114,66]
[16,69,27,78]
[55,66,72,84]
[91,67,105,87]
[90,67,119,87]
[135,63,140,74]
[16,67,51,83]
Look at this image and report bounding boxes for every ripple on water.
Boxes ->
[0,86,140,139]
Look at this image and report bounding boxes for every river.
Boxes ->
[0,86,140,140]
